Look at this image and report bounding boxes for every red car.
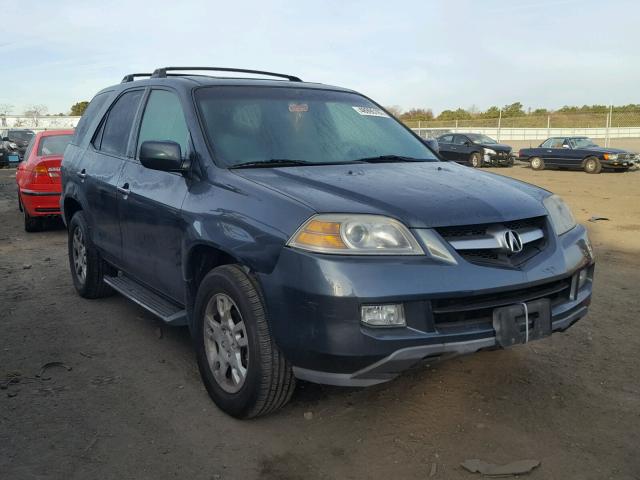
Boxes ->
[16,129,74,231]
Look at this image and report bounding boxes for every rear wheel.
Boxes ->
[530,157,545,170]
[583,156,602,174]
[194,265,295,418]
[67,211,114,298]
[469,152,482,168]
[23,208,42,232]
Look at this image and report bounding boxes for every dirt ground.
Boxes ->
[1,165,639,480]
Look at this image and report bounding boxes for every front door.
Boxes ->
[118,89,191,302]
[437,134,455,160]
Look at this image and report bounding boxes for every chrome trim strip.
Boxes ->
[448,226,543,251]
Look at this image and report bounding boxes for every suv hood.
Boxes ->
[232,162,548,228]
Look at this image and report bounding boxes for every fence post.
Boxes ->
[547,115,551,138]
[454,119,458,133]
[497,109,502,142]
[607,104,613,147]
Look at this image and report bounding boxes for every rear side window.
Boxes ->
[137,90,190,159]
[94,90,144,156]
[37,134,73,156]
[72,92,112,145]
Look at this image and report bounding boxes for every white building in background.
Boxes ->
[0,115,81,132]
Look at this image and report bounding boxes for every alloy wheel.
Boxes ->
[204,293,249,393]
[72,227,87,284]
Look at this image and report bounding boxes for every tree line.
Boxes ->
[385,103,640,122]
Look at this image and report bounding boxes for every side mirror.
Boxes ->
[562,144,570,149]
[139,141,184,172]
[464,141,472,146]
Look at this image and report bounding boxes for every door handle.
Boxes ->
[117,183,130,196]
[76,169,86,179]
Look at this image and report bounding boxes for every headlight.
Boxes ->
[288,214,424,255]
[543,195,576,235]
[484,148,496,155]
[603,153,618,161]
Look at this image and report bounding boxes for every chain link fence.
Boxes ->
[405,109,640,149]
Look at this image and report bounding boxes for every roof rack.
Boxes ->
[121,73,153,83]
[151,67,302,82]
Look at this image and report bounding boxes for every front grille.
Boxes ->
[431,276,572,332]
[436,216,547,268]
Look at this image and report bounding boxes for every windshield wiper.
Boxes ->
[229,159,315,169]
[355,155,428,163]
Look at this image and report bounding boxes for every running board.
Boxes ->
[104,274,188,326]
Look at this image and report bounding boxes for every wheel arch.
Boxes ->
[62,196,83,226]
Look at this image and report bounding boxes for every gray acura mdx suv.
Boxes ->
[61,67,595,418]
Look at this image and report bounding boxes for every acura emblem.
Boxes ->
[504,230,523,253]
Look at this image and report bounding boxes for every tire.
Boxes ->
[23,208,42,232]
[530,157,545,171]
[194,265,295,418]
[469,152,482,168]
[583,156,602,174]
[67,211,114,299]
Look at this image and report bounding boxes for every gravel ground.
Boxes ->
[1,165,639,480]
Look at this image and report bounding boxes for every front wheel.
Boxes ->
[67,211,114,298]
[194,265,295,418]
[469,152,482,168]
[583,156,602,174]
[530,157,545,170]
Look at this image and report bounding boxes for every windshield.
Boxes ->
[9,130,34,142]
[195,87,438,167]
[466,133,497,144]
[37,134,73,156]
[571,137,598,148]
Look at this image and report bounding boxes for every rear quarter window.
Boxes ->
[71,92,113,145]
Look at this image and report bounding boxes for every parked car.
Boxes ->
[16,129,74,231]
[0,129,35,166]
[518,137,635,173]
[437,133,514,167]
[61,67,595,418]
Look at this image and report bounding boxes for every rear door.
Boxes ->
[437,134,455,160]
[118,88,191,302]
[81,89,145,265]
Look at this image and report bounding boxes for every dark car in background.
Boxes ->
[61,67,594,418]
[437,133,513,167]
[518,136,635,173]
[0,129,36,166]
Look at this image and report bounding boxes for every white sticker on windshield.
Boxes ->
[352,106,390,118]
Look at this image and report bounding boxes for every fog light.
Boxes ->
[361,304,406,327]
[578,268,588,289]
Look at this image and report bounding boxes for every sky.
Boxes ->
[1,0,639,115]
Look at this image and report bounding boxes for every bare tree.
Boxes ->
[0,103,13,115]
[385,105,403,118]
[23,104,48,128]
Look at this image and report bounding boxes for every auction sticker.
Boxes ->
[352,106,390,118]
[289,103,309,112]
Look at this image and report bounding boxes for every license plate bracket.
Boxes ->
[492,298,551,347]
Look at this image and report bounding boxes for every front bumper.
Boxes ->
[259,224,594,387]
[482,153,514,166]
